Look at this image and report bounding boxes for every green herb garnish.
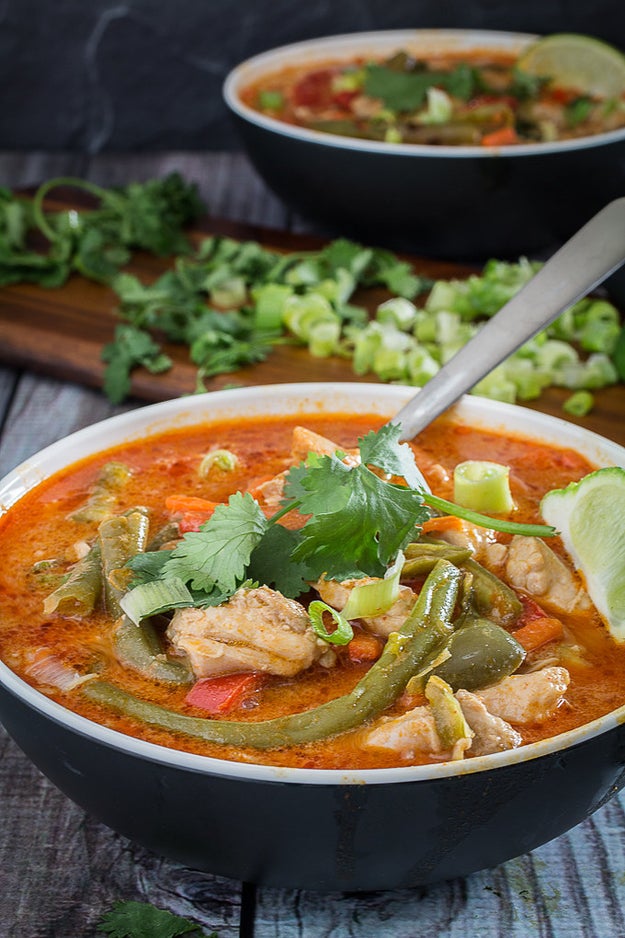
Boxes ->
[96,899,215,937]
[363,62,476,110]
[124,424,555,617]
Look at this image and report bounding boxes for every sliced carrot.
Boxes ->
[166,495,221,533]
[347,632,383,663]
[481,126,519,147]
[185,672,264,714]
[165,495,220,515]
[513,616,564,653]
[421,515,468,534]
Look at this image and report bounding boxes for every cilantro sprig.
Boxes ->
[124,424,554,617]
[127,424,430,606]
[363,61,476,111]
[96,899,215,937]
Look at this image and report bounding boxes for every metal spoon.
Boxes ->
[390,197,625,440]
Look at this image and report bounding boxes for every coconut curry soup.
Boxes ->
[0,412,623,770]
[243,47,625,147]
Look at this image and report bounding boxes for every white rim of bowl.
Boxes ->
[2,382,625,787]
[223,28,625,159]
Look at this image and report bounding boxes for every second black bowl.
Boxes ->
[223,29,625,260]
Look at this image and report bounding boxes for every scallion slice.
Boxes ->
[453,460,514,514]
[308,601,354,645]
[120,577,194,624]
[341,551,405,620]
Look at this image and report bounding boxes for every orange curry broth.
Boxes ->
[0,412,622,770]
[240,49,518,123]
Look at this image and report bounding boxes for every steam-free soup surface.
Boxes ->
[0,412,621,769]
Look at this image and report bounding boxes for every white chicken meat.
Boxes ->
[167,585,322,678]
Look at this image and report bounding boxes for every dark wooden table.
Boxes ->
[1,150,625,938]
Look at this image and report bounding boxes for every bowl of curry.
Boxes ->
[0,382,625,891]
[223,29,625,259]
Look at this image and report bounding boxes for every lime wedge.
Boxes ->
[540,467,625,641]
[517,33,625,97]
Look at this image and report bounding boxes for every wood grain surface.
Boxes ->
[2,151,625,938]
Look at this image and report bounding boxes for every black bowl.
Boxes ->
[223,29,625,260]
[1,384,625,891]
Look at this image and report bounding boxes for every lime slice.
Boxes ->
[540,467,625,641]
[517,33,625,97]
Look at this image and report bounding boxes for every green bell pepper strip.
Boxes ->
[83,559,463,750]
[463,558,522,625]
[431,617,525,692]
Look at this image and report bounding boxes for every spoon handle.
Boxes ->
[391,197,625,440]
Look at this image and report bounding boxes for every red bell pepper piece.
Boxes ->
[185,672,264,714]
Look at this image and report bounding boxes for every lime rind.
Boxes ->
[517,33,625,97]
[540,467,625,641]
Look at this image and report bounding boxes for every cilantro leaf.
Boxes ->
[293,475,427,579]
[248,524,312,597]
[101,324,172,404]
[162,492,269,594]
[282,454,352,516]
[361,247,429,299]
[363,62,476,111]
[290,457,428,579]
[358,422,426,489]
[126,550,173,585]
[96,899,209,937]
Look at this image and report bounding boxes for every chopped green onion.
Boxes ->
[120,577,194,624]
[257,90,284,111]
[470,364,517,404]
[308,319,341,357]
[418,87,454,125]
[384,126,402,143]
[563,390,594,416]
[376,297,418,330]
[405,344,440,386]
[566,96,593,127]
[331,68,365,93]
[308,600,354,645]
[199,448,239,476]
[283,292,338,342]
[341,551,405,620]
[453,460,514,514]
[252,283,293,329]
[209,276,247,309]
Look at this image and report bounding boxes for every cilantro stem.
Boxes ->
[266,499,302,525]
[422,492,556,537]
[32,176,108,243]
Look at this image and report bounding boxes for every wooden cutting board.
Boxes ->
[1,190,624,446]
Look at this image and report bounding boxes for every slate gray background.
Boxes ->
[3,0,625,152]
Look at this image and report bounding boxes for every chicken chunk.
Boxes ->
[252,426,358,511]
[505,535,591,615]
[476,666,570,725]
[456,689,522,756]
[313,577,417,638]
[252,471,288,510]
[362,705,445,759]
[167,586,322,678]
[290,425,359,466]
